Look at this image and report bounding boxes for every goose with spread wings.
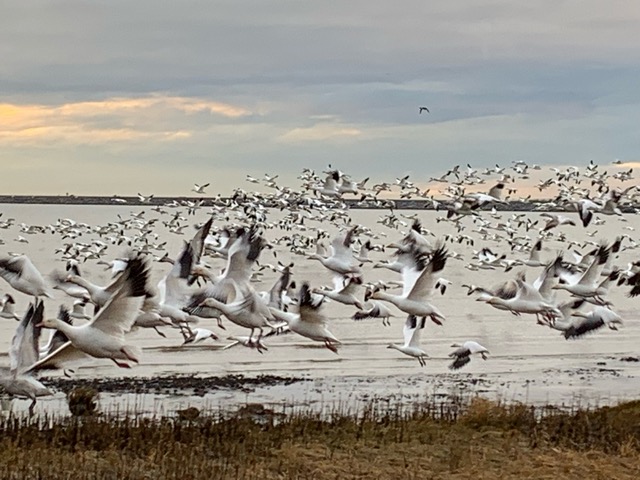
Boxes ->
[33,255,151,371]
[269,283,340,353]
[0,254,52,298]
[308,226,361,276]
[387,315,428,366]
[366,244,448,325]
[0,300,53,414]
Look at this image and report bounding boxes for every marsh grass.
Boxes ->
[0,397,639,479]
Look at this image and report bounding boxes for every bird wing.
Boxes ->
[88,257,149,340]
[10,300,43,374]
[330,227,356,262]
[406,245,447,301]
[403,315,425,348]
[159,242,194,307]
[298,283,328,326]
[578,244,609,286]
[27,341,91,373]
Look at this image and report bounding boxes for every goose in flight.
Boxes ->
[192,183,210,194]
[0,300,53,415]
[482,273,561,322]
[419,106,430,114]
[179,324,218,345]
[367,244,448,325]
[387,315,428,366]
[312,275,364,310]
[309,226,361,276]
[34,255,151,370]
[196,281,277,351]
[553,242,610,299]
[562,306,623,339]
[352,300,395,326]
[0,254,52,298]
[1,293,20,320]
[269,283,340,353]
[448,341,489,370]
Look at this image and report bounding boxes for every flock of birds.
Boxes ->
[1,160,639,413]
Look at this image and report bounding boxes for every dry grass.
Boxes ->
[0,397,638,479]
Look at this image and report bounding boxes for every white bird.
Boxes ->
[0,255,52,298]
[313,275,364,309]
[192,183,210,194]
[34,255,150,370]
[197,281,276,351]
[269,283,341,353]
[69,299,92,321]
[308,226,361,276]
[366,244,448,325]
[352,300,395,326]
[0,300,53,414]
[448,341,489,370]
[0,293,20,320]
[563,306,623,339]
[179,324,218,345]
[386,315,428,366]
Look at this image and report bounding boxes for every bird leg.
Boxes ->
[111,358,132,368]
[153,327,167,338]
[28,398,37,417]
[216,318,226,330]
[324,340,338,354]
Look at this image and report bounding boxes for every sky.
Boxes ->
[1,1,640,196]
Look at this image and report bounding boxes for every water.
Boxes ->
[0,203,638,415]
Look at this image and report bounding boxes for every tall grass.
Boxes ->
[0,397,638,479]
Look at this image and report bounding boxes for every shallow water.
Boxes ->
[0,204,638,415]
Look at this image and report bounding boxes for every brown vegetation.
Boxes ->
[0,397,638,479]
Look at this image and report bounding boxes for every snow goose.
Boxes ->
[186,225,267,320]
[521,239,545,267]
[1,293,20,320]
[269,283,340,353]
[0,300,53,414]
[553,243,610,299]
[0,254,52,298]
[308,226,361,276]
[387,315,428,366]
[312,275,364,309]
[483,273,561,321]
[312,171,341,197]
[69,299,92,320]
[448,341,489,370]
[197,281,276,351]
[387,220,432,253]
[464,182,507,207]
[352,300,395,326]
[366,244,448,325]
[563,306,623,339]
[540,213,576,231]
[192,183,210,194]
[34,255,151,369]
[179,324,218,345]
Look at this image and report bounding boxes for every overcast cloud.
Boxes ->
[1,1,639,195]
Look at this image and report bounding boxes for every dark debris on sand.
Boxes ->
[42,374,306,396]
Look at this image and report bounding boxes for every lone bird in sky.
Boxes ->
[419,106,430,114]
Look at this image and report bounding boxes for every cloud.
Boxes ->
[278,123,362,143]
[0,96,251,145]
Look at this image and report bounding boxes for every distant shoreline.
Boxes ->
[0,194,539,211]
[0,195,636,213]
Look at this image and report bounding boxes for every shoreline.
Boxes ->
[1,194,635,212]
